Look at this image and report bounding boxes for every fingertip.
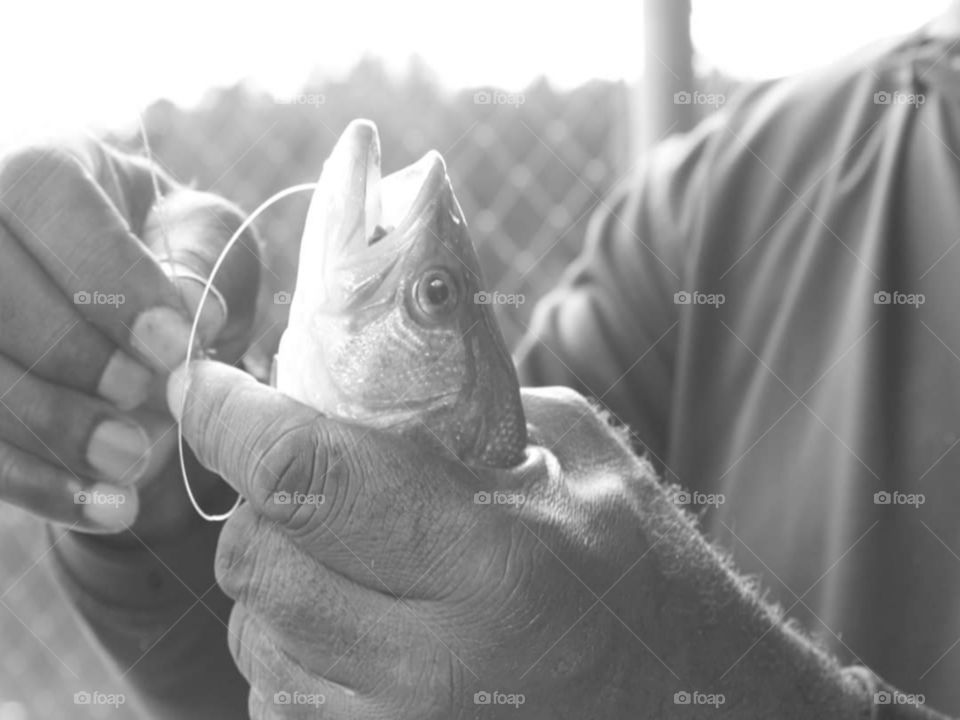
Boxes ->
[130,306,196,372]
[77,482,139,532]
[97,350,153,411]
[161,261,229,342]
[167,359,259,423]
[166,362,189,422]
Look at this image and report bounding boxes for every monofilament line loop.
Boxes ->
[179,182,317,521]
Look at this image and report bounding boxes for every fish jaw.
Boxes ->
[276,119,527,468]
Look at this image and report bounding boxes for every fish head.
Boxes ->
[276,119,526,467]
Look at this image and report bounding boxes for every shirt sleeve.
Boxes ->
[514,113,722,466]
[47,520,248,719]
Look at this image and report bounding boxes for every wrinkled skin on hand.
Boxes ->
[174,361,661,719]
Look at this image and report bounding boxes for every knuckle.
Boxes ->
[521,385,595,430]
[251,422,319,508]
[546,384,594,413]
[303,424,358,530]
[252,420,357,534]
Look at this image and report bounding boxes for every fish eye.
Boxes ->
[413,268,459,321]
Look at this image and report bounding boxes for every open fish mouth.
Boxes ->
[308,119,456,268]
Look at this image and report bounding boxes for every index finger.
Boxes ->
[0,143,195,373]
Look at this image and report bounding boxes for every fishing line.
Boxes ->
[133,116,318,520]
[137,115,183,303]
[177,182,318,521]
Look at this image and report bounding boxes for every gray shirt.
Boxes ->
[517,28,960,718]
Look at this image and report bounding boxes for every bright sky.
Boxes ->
[0,0,951,142]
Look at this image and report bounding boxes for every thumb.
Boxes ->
[142,189,261,363]
[167,359,321,501]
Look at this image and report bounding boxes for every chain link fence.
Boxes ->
[0,63,633,719]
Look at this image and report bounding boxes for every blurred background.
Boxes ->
[0,0,951,716]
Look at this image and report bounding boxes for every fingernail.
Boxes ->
[162,262,228,342]
[130,306,195,372]
[87,419,150,485]
[77,482,139,531]
[97,350,153,411]
[166,363,189,422]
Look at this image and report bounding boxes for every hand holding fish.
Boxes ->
[171,359,667,719]
[173,357,880,719]
[0,139,259,537]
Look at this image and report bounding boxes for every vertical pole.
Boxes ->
[637,0,695,151]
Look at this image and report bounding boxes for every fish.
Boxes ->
[274,119,526,468]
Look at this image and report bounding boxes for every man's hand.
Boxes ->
[169,360,683,718]
[173,360,889,719]
[0,139,258,538]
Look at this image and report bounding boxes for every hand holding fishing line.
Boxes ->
[0,137,259,538]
